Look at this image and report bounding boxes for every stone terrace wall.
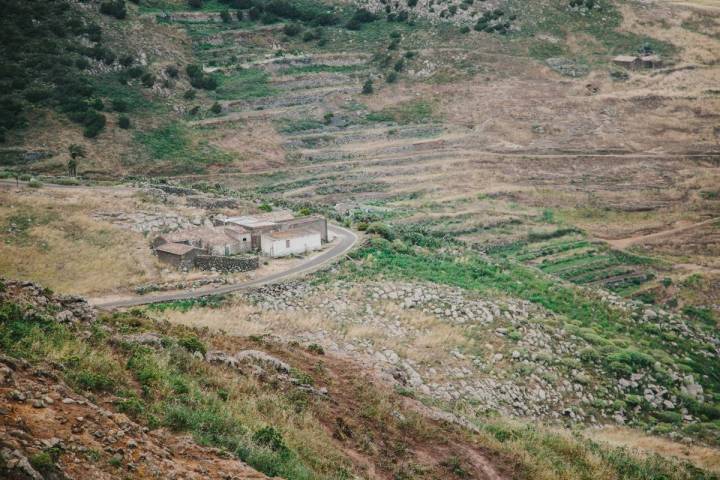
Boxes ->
[194,255,258,273]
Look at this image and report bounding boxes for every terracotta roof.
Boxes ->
[156,242,197,255]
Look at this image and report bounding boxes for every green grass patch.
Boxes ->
[365,99,435,124]
[278,64,364,75]
[211,68,276,101]
[276,118,325,133]
[134,122,233,172]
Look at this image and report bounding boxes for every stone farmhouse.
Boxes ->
[152,212,328,270]
[612,54,663,69]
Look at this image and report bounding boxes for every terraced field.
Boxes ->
[488,229,658,294]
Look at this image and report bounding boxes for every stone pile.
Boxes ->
[0,279,95,324]
[241,278,715,426]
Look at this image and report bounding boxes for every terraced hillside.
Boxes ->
[2,0,720,477]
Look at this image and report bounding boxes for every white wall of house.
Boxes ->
[260,231,321,257]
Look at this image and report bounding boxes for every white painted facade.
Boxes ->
[260,229,321,258]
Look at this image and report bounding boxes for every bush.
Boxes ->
[307,343,324,355]
[141,73,155,88]
[259,203,273,212]
[188,0,203,8]
[183,89,197,100]
[366,222,393,240]
[221,10,232,22]
[283,23,303,36]
[29,451,56,474]
[82,112,106,138]
[127,66,145,79]
[28,179,42,188]
[386,71,397,83]
[165,65,179,78]
[100,0,127,19]
[362,78,373,94]
[120,55,134,67]
[112,99,128,112]
[210,102,222,114]
[178,336,207,355]
[118,115,131,129]
[253,426,288,452]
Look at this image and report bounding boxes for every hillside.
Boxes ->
[1,0,720,478]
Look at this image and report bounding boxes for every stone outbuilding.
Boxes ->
[639,54,662,69]
[220,212,328,253]
[613,55,641,69]
[153,226,252,256]
[260,229,322,258]
[154,242,199,269]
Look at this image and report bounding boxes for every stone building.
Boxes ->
[260,229,322,257]
[154,242,199,269]
[613,55,641,69]
[219,212,328,254]
[153,226,252,256]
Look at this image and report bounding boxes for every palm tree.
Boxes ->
[68,144,86,177]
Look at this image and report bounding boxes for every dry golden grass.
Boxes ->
[590,426,720,474]
[0,187,159,294]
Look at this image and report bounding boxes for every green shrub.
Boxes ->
[259,203,273,212]
[366,222,393,240]
[165,65,179,78]
[118,115,131,129]
[682,306,716,326]
[252,426,288,452]
[100,0,127,20]
[654,411,682,424]
[307,343,324,355]
[283,23,303,36]
[362,78,373,94]
[112,99,128,112]
[210,102,222,114]
[179,336,207,356]
[29,451,56,474]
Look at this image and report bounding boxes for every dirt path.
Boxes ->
[88,224,358,309]
[602,217,719,249]
[169,149,720,180]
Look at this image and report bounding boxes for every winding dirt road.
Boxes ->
[89,224,358,310]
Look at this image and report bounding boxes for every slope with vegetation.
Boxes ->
[2,278,719,479]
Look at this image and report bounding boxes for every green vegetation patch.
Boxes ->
[278,64,364,75]
[276,118,325,134]
[0,302,348,480]
[366,99,435,124]
[134,122,233,172]
[211,68,275,101]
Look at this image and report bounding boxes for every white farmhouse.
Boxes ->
[260,229,322,258]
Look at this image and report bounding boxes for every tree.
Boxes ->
[68,144,86,176]
[362,78,373,94]
[220,10,232,22]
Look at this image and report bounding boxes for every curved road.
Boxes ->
[91,224,358,310]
